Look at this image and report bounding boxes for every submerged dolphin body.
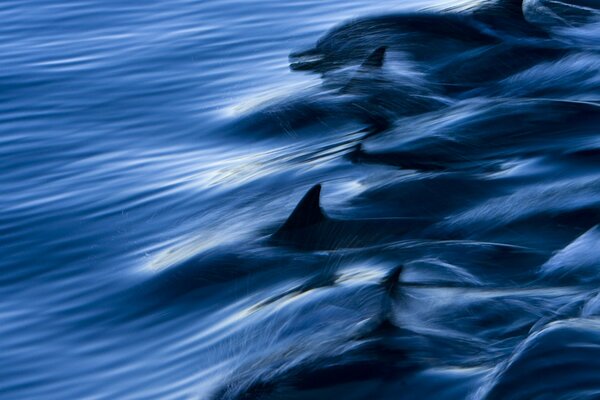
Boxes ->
[232,46,444,138]
[289,12,500,73]
[349,99,600,172]
[270,184,432,250]
[522,0,600,32]
[210,265,417,400]
[481,320,600,400]
[289,0,566,94]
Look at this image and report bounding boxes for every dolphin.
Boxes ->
[467,0,547,35]
[289,11,500,73]
[232,46,444,138]
[522,0,600,32]
[289,1,565,94]
[270,184,433,250]
[210,265,417,400]
[288,0,554,72]
[348,99,600,172]
[481,319,600,400]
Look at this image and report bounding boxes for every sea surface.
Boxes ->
[1,0,599,399]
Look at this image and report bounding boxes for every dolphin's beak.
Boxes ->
[289,48,324,71]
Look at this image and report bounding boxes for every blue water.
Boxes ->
[1,0,599,398]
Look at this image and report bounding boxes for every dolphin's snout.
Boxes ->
[289,48,324,71]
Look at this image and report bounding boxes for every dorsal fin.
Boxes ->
[362,46,387,69]
[347,143,363,163]
[277,184,326,233]
[339,47,387,95]
[382,265,403,296]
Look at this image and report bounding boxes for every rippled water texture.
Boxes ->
[1,0,599,398]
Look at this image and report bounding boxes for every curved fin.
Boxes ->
[340,47,388,94]
[361,46,387,69]
[382,265,403,296]
[277,184,326,233]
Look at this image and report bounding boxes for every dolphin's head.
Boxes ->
[289,48,327,72]
[289,15,402,73]
[289,45,372,73]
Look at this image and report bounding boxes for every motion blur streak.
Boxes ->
[0,0,599,399]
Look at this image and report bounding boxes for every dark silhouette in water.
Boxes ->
[210,1,600,397]
[349,100,600,173]
[482,320,600,400]
[233,45,442,138]
[271,184,433,250]
[211,265,415,400]
[289,12,500,73]
[290,0,569,94]
[2,0,600,398]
